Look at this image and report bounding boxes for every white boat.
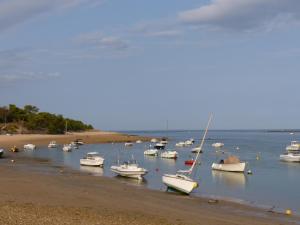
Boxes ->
[144,149,158,156]
[136,140,143,144]
[62,144,72,152]
[162,174,198,194]
[80,152,104,166]
[212,142,224,148]
[124,142,133,147]
[212,156,246,172]
[23,144,36,150]
[48,141,57,148]
[74,139,84,145]
[286,141,300,151]
[175,142,185,147]
[150,138,158,143]
[184,140,193,146]
[110,160,148,180]
[154,142,165,150]
[162,115,212,194]
[280,152,300,162]
[161,151,178,159]
[160,138,168,145]
[191,145,203,153]
[0,149,4,158]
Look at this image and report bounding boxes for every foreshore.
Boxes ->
[0,155,299,224]
[0,131,151,149]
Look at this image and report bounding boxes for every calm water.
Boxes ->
[23,130,300,214]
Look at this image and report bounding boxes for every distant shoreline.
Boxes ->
[0,130,152,149]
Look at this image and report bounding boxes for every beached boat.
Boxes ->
[24,144,36,150]
[110,160,148,180]
[286,141,300,151]
[212,156,246,172]
[151,138,158,143]
[280,152,300,162]
[144,149,158,156]
[161,151,178,159]
[74,139,84,145]
[62,144,72,152]
[0,149,4,158]
[48,141,57,148]
[154,142,165,150]
[162,115,212,194]
[212,142,224,148]
[80,152,104,166]
[124,142,133,147]
[191,145,203,153]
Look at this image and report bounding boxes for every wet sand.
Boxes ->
[0,131,151,149]
[0,154,298,225]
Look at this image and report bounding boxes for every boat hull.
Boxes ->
[280,154,300,162]
[80,159,104,166]
[211,162,246,172]
[162,174,198,194]
[110,166,147,180]
[144,149,158,156]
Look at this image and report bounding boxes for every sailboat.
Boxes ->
[162,114,212,194]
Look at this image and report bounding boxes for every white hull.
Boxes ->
[144,149,158,156]
[80,158,104,166]
[212,162,246,172]
[161,151,178,159]
[162,174,198,194]
[280,154,300,162]
[191,147,202,153]
[124,143,133,147]
[24,144,36,150]
[212,143,224,148]
[111,163,148,180]
[63,145,72,152]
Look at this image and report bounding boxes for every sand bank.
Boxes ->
[0,156,298,225]
[0,131,151,149]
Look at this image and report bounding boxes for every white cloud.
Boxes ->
[0,0,103,32]
[178,0,300,31]
[74,32,128,50]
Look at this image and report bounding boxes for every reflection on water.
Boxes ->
[80,166,104,176]
[114,175,147,186]
[212,170,247,189]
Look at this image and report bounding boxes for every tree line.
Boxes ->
[0,104,93,134]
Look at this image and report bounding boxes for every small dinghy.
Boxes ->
[161,151,178,159]
[184,159,195,166]
[212,142,224,148]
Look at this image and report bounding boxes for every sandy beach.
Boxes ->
[0,131,152,149]
[0,152,299,225]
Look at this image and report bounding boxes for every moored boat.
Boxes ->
[212,142,224,148]
[62,144,72,152]
[191,145,203,153]
[80,152,104,166]
[154,142,165,150]
[175,142,185,147]
[286,141,300,151]
[0,149,4,158]
[212,156,246,172]
[48,141,57,148]
[24,144,36,150]
[161,151,178,159]
[110,160,148,180]
[124,142,133,147]
[144,149,158,156]
[10,146,19,152]
[280,152,300,162]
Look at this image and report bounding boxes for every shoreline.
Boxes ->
[0,153,299,225]
[0,130,152,149]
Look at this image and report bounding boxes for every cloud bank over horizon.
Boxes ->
[179,0,300,31]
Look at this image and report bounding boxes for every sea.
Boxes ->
[22,130,300,215]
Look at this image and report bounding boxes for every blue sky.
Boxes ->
[0,0,300,130]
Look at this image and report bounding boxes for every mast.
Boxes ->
[188,114,213,174]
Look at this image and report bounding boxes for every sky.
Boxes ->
[0,0,300,131]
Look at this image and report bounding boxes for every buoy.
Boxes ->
[285,209,292,215]
[247,170,253,175]
[11,159,15,163]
